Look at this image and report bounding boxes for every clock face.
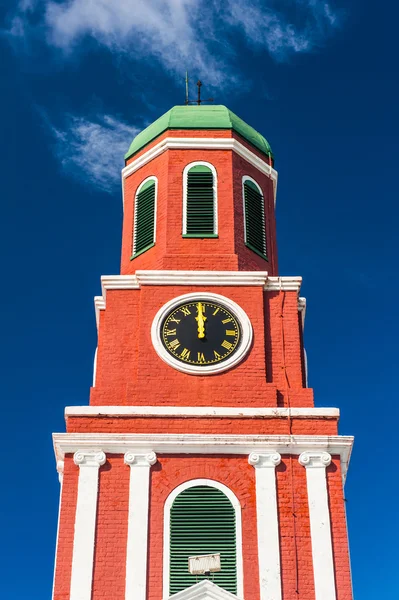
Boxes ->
[161,300,241,366]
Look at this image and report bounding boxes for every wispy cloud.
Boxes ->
[49,114,139,193]
[7,0,342,84]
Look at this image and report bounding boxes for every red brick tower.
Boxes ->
[52,105,354,600]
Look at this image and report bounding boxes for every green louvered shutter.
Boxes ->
[185,166,215,236]
[133,180,156,256]
[244,180,267,259]
[170,486,237,596]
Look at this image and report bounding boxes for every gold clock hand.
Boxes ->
[195,302,207,339]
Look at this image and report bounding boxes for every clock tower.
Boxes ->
[52,105,354,600]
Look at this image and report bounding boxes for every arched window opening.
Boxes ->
[183,163,217,237]
[132,177,157,257]
[169,485,237,596]
[243,177,267,260]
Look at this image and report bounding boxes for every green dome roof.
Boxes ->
[125,105,273,161]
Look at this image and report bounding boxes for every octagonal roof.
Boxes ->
[125,105,273,161]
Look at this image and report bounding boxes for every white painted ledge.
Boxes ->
[299,452,336,600]
[249,452,282,600]
[65,406,339,419]
[53,434,353,482]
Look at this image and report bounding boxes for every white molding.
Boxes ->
[242,176,267,257]
[93,273,303,329]
[249,453,282,600]
[70,451,106,600]
[182,162,218,235]
[92,347,98,388]
[163,479,243,600]
[168,579,241,600]
[132,176,158,256]
[298,297,306,328]
[101,275,140,295]
[299,452,336,600]
[264,276,302,292]
[65,406,339,419]
[53,434,353,482]
[150,292,253,375]
[124,452,157,600]
[136,270,269,286]
[121,137,278,208]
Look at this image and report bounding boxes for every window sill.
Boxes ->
[182,234,219,239]
[245,242,268,261]
[131,242,155,260]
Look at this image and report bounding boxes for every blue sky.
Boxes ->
[0,1,397,597]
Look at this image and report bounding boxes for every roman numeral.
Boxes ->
[222,317,233,324]
[226,329,236,336]
[180,306,191,316]
[221,340,233,350]
[165,329,177,336]
[197,352,205,363]
[212,307,220,316]
[169,339,180,350]
[169,316,181,324]
[214,351,221,360]
[180,348,191,359]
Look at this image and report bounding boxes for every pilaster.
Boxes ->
[70,451,106,600]
[249,452,282,600]
[299,451,336,600]
[124,451,157,600]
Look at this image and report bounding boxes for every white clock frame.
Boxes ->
[151,292,253,375]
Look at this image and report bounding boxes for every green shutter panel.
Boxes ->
[244,180,267,259]
[133,181,156,256]
[170,486,237,596]
[186,167,215,236]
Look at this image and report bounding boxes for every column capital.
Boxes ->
[124,451,157,467]
[299,451,331,468]
[73,451,106,468]
[249,452,281,468]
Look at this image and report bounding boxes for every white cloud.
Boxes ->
[7,0,341,83]
[50,114,139,193]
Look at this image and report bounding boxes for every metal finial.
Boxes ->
[197,80,202,105]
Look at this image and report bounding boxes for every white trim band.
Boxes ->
[122,137,278,207]
[299,452,336,600]
[65,406,339,419]
[70,451,106,600]
[124,452,157,600]
[249,453,282,600]
[53,434,353,482]
[94,273,302,329]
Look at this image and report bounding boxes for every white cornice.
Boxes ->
[94,272,303,329]
[65,406,339,419]
[135,270,269,287]
[265,276,302,292]
[53,433,353,481]
[121,136,278,207]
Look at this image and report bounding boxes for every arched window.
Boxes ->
[242,176,267,260]
[132,177,157,257]
[164,480,243,598]
[183,163,218,237]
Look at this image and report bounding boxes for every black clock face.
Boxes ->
[161,300,241,366]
